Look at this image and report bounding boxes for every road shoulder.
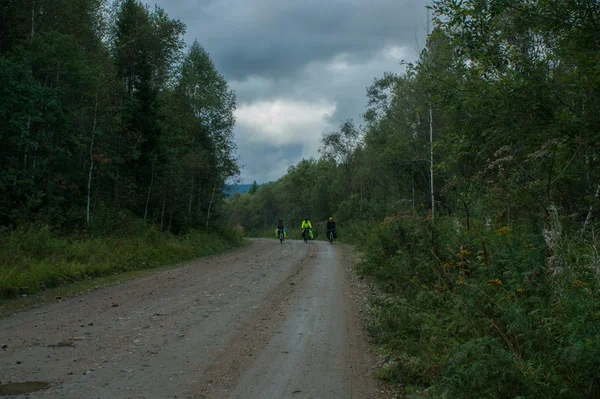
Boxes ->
[340,244,403,399]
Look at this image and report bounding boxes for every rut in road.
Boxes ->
[0,239,381,399]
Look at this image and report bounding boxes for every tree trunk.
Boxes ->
[21,118,31,175]
[144,161,155,222]
[188,175,195,217]
[114,170,120,203]
[359,180,363,216]
[206,180,217,229]
[160,188,167,231]
[30,130,39,178]
[31,1,35,39]
[429,102,435,223]
[427,7,435,223]
[93,189,99,216]
[168,208,174,232]
[462,199,470,230]
[197,184,203,221]
[345,163,353,197]
[412,172,415,210]
[87,90,99,224]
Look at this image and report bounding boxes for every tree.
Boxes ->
[320,119,361,197]
[0,0,237,233]
[249,181,259,195]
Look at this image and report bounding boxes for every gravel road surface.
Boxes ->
[0,238,381,399]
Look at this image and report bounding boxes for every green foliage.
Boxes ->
[224,158,340,233]
[0,0,238,233]
[0,222,243,299]
[360,214,600,398]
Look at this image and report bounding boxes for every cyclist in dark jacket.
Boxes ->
[276,217,286,240]
[326,217,336,238]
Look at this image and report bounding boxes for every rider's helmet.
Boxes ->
[329,217,333,221]
[279,217,283,221]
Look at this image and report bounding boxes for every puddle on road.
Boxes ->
[0,382,50,396]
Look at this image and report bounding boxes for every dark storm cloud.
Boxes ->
[158,0,427,79]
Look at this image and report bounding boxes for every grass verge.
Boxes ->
[0,224,245,301]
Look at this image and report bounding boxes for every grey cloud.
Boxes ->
[235,138,305,183]
[229,46,416,182]
[150,0,428,183]
[157,0,427,79]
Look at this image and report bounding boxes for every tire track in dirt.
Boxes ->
[194,245,318,398]
[198,241,382,399]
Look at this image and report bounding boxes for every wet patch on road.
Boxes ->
[47,341,75,347]
[0,381,50,396]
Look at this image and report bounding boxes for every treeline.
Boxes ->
[226,0,600,397]
[1,0,238,233]
[228,0,600,232]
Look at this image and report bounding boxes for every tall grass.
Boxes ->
[357,213,600,398]
[0,224,244,299]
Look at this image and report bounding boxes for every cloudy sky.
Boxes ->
[153,0,430,183]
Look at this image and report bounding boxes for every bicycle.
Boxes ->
[278,229,284,244]
[328,229,335,244]
[302,228,310,244]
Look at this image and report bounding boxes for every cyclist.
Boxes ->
[326,217,336,240]
[276,217,286,240]
[301,218,312,241]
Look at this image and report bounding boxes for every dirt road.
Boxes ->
[0,239,382,399]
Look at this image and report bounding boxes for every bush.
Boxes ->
[357,213,600,398]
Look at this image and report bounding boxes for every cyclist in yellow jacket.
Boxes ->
[301,218,313,242]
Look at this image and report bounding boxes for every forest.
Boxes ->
[225,0,600,397]
[2,0,600,396]
[0,0,241,297]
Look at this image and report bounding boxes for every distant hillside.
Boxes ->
[224,184,254,197]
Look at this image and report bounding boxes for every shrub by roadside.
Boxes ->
[0,224,244,299]
[357,213,600,398]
